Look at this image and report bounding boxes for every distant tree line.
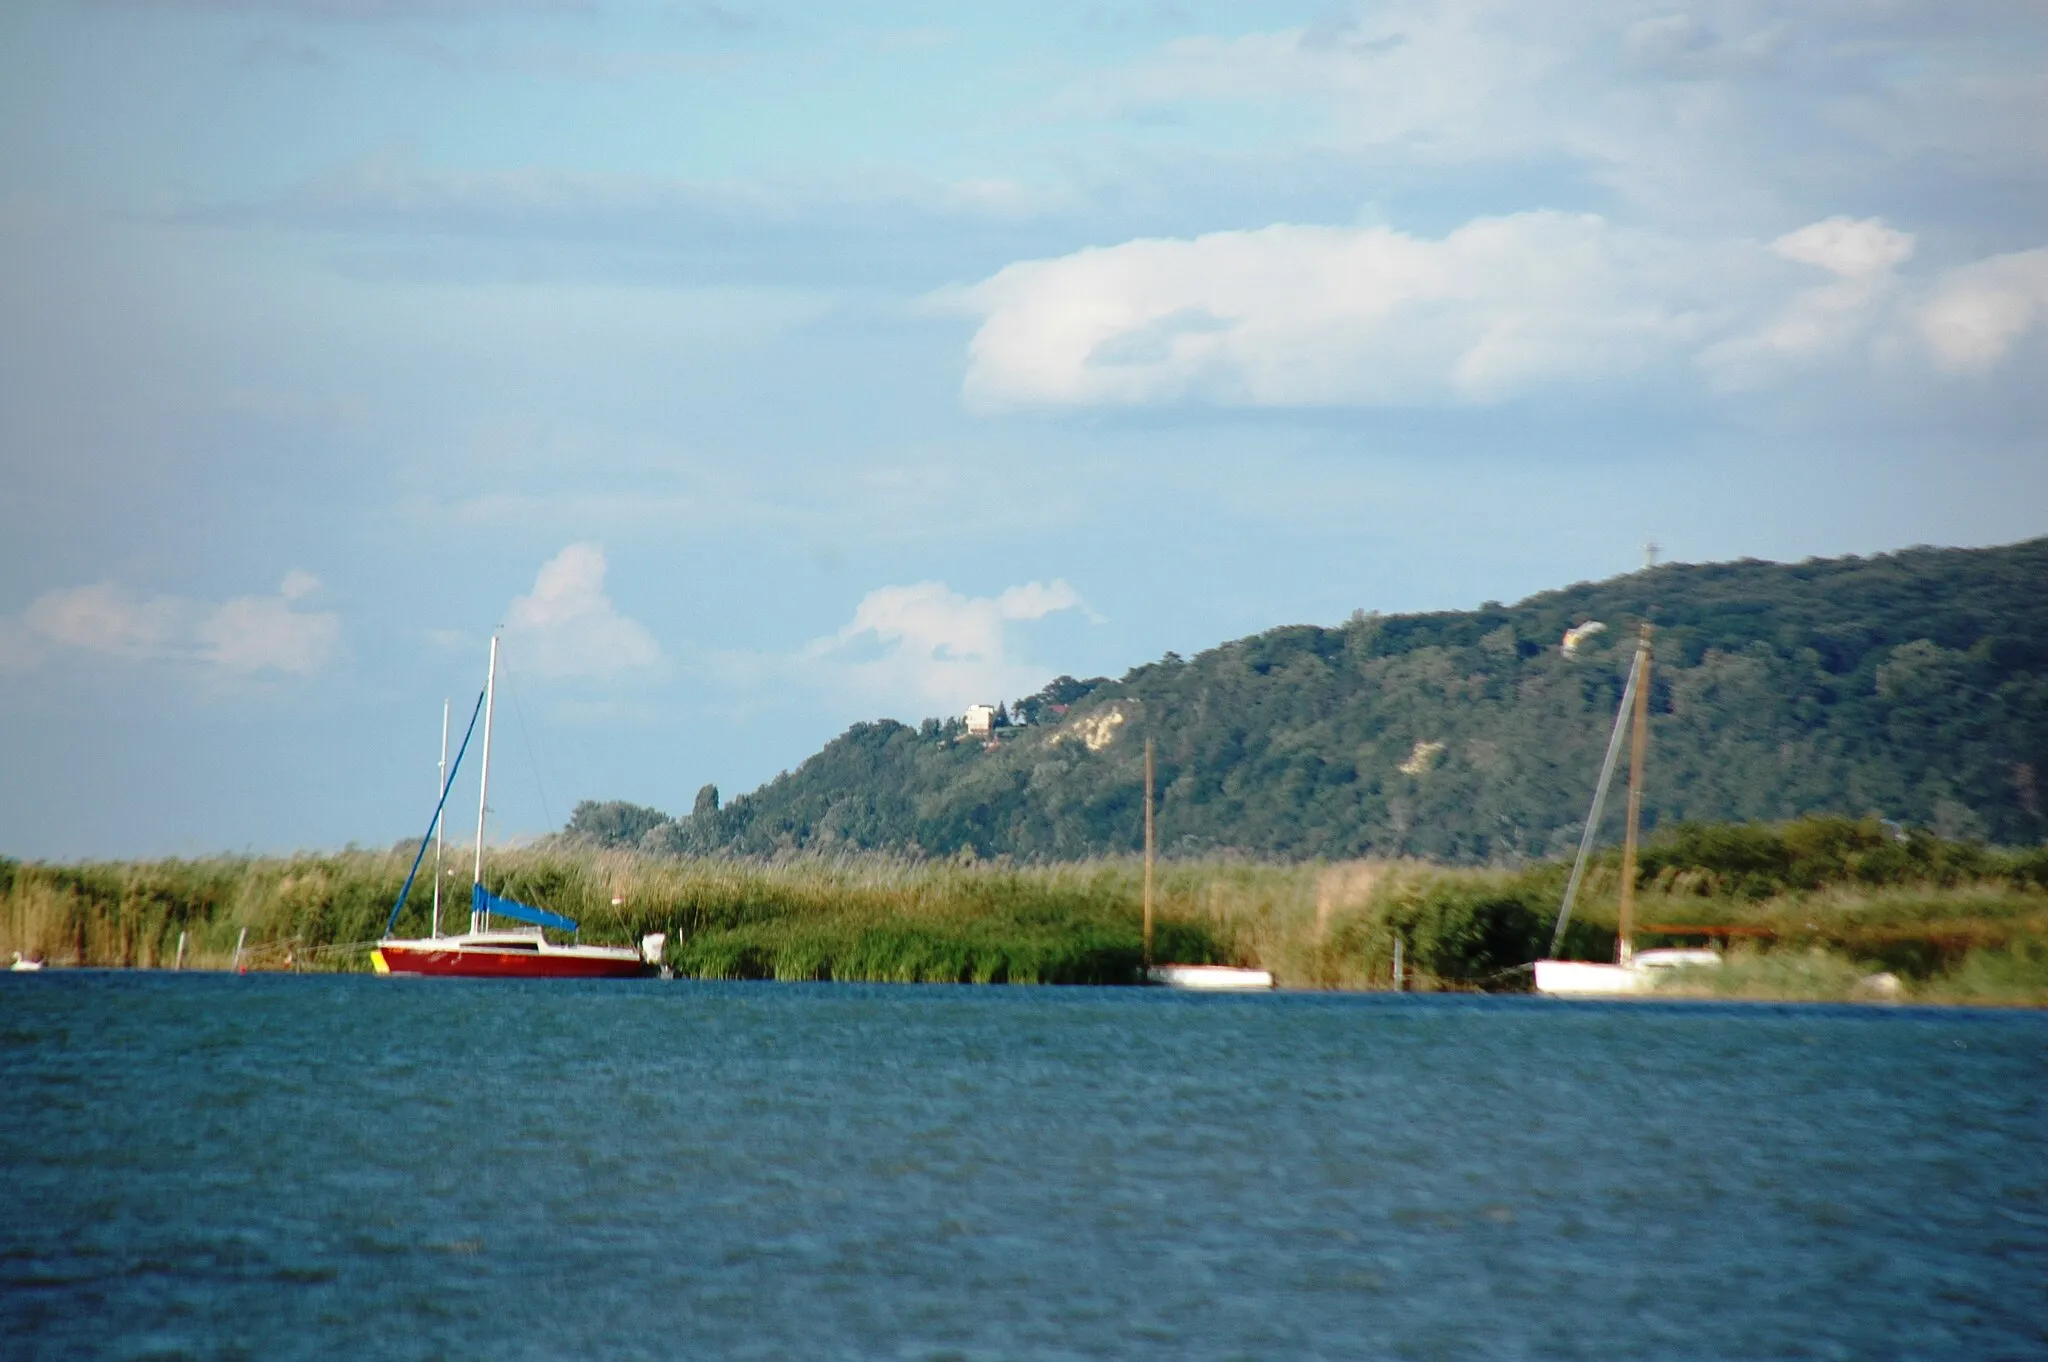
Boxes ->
[563,537,2048,864]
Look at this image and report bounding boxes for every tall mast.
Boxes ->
[1142,736,1156,972]
[1617,623,1652,966]
[432,698,448,938]
[472,635,498,933]
[1546,636,1643,958]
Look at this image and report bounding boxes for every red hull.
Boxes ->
[374,944,648,979]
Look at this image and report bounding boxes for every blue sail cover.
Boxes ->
[472,883,579,933]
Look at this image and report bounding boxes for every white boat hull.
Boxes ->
[1146,964,1275,991]
[1534,959,1645,995]
[1535,949,1722,996]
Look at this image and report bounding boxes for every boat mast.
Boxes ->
[472,635,498,934]
[1547,637,1643,958]
[1616,622,1652,966]
[1143,736,1156,972]
[432,698,448,938]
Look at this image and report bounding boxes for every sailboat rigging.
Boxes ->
[1533,621,1719,996]
[372,636,662,979]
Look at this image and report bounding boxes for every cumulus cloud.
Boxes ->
[23,584,187,659]
[1771,217,1915,277]
[1917,247,2048,373]
[196,592,341,673]
[951,212,1744,408]
[503,543,660,681]
[1699,218,1917,384]
[803,579,1091,715]
[0,572,338,675]
[950,211,2048,407]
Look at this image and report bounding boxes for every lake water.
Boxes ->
[4,974,2045,1360]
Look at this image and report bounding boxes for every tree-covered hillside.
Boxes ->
[574,538,2048,863]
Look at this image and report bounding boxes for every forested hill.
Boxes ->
[574,538,2048,863]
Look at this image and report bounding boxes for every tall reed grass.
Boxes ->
[2,847,2043,1002]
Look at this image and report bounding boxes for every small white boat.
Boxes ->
[10,953,45,972]
[1533,949,1721,997]
[1134,738,1274,992]
[1145,964,1275,991]
[1534,616,1729,998]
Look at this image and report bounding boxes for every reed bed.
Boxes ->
[2,848,2043,1002]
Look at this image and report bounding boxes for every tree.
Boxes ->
[565,800,671,849]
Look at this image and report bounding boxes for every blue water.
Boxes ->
[4,976,2045,1360]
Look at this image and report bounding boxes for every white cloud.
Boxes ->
[951,212,1743,408]
[1917,247,2048,373]
[1771,217,1915,277]
[1700,218,1915,383]
[23,583,187,658]
[0,571,337,675]
[801,579,1090,715]
[197,591,340,674]
[950,211,2048,407]
[503,543,660,681]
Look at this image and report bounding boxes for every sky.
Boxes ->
[2,0,2044,860]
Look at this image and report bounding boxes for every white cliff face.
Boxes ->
[1398,740,1446,776]
[1051,706,1127,753]
[1561,620,1608,655]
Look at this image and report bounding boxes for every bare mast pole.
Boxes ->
[1617,540,1659,967]
[472,636,498,934]
[432,698,449,938]
[1618,623,1652,966]
[1547,645,1641,958]
[1142,736,1156,972]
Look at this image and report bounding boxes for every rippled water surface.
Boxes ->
[5,974,2045,1359]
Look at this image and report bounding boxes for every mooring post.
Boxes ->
[1393,937,1404,991]
[175,931,187,971]
[232,927,247,973]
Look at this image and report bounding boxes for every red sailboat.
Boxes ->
[373,636,661,980]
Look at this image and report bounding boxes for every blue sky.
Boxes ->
[2,0,2045,859]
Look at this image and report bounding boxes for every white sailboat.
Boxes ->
[1137,737,1275,991]
[1534,620,1719,996]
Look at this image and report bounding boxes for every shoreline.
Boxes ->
[7,839,2044,1004]
[12,959,2047,1009]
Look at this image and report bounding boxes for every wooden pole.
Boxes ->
[232,927,248,973]
[1618,623,1652,966]
[1392,937,1404,991]
[175,930,187,971]
[1142,736,1156,972]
